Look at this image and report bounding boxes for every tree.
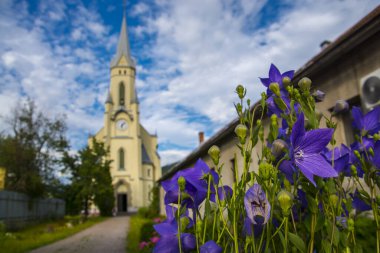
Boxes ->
[62,138,115,217]
[0,100,67,198]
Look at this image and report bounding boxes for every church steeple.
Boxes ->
[110,10,135,69]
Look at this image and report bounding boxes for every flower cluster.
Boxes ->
[154,64,380,253]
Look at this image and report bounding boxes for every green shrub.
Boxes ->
[140,221,155,241]
[138,207,150,218]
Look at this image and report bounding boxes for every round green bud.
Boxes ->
[347,218,355,232]
[259,162,274,181]
[298,77,312,91]
[282,76,291,88]
[208,145,220,166]
[270,114,277,123]
[277,190,293,216]
[235,124,247,144]
[269,82,281,96]
[256,119,262,125]
[236,103,242,113]
[369,147,374,157]
[247,99,251,106]
[271,139,288,158]
[329,194,339,207]
[178,176,186,191]
[236,84,246,99]
[349,165,357,177]
[180,216,190,232]
[374,134,380,141]
[354,150,361,159]
[196,220,203,234]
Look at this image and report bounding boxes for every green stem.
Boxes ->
[177,190,183,253]
[284,217,289,253]
[309,213,316,253]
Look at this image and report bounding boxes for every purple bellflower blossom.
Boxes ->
[200,240,223,253]
[210,185,233,202]
[352,106,380,135]
[161,159,218,209]
[280,113,338,186]
[351,191,372,212]
[244,184,271,225]
[153,215,196,253]
[322,144,351,175]
[260,63,294,95]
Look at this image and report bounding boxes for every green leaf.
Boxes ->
[288,232,306,252]
[278,231,286,249]
[322,240,331,253]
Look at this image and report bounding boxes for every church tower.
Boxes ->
[92,11,161,213]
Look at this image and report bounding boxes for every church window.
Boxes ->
[147,168,151,177]
[119,82,125,106]
[119,148,125,170]
[124,70,127,75]
[119,70,121,75]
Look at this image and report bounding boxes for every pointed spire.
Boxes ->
[110,2,135,68]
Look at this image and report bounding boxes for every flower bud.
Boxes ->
[347,218,354,232]
[269,82,281,96]
[236,84,246,99]
[312,90,325,102]
[247,99,251,107]
[178,176,186,191]
[298,77,312,91]
[333,100,349,114]
[208,145,220,166]
[235,124,247,144]
[256,119,262,126]
[369,147,375,157]
[259,162,274,181]
[235,103,242,114]
[282,76,291,89]
[180,216,190,232]
[271,139,288,158]
[374,134,380,141]
[350,165,357,177]
[329,194,339,206]
[354,150,361,159]
[315,109,323,121]
[277,190,293,216]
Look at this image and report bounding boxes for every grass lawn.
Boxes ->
[0,216,107,253]
[126,215,152,253]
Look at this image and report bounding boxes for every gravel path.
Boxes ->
[30,216,130,253]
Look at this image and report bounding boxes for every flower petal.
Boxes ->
[352,106,363,131]
[200,240,223,253]
[281,70,294,80]
[260,77,272,87]
[279,160,296,183]
[363,106,380,134]
[269,63,282,83]
[153,235,179,253]
[296,154,338,186]
[291,113,305,147]
[154,222,177,236]
[299,128,334,154]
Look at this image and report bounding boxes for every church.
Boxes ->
[91,13,161,213]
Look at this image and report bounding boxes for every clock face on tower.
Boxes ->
[116,119,128,131]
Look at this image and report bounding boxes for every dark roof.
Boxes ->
[293,5,380,81]
[141,144,153,165]
[158,5,380,183]
[161,162,178,176]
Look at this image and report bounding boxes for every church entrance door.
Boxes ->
[117,193,128,213]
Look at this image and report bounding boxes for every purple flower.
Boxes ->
[351,191,372,212]
[312,90,325,102]
[153,219,196,253]
[244,184,271,225]
[200,240,222,253]
[322,144,351,174]
[281,113,338,186]
[210,185,233,202]
[352,106,380,135]
[162,159,218,209]
[372,141,380,168]
[260,63,294,92]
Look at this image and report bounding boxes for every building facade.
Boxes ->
[92,14,161,213]
[159,6,380,214]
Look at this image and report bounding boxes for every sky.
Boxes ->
[0,0,378,166]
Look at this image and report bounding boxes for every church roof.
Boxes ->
[141,144,153,165]
[110,15,135,69]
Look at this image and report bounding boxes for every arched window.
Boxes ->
[119,82,125,106]
[119,148,125,170]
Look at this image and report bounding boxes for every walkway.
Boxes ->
[30,216,130,253]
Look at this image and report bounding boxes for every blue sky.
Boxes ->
[0,0,378,166]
